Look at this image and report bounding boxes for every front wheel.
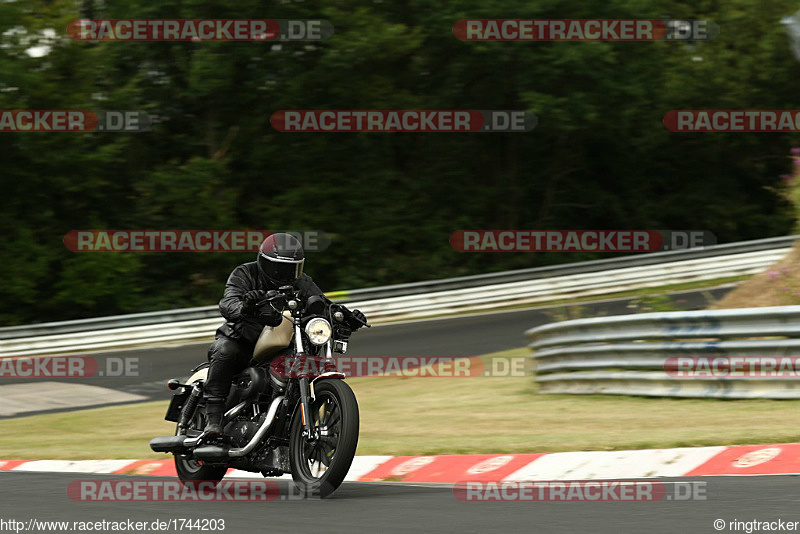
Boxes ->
[289,379,359,498]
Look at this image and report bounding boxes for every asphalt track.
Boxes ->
[3,285,786,534]
[0,286,731,418]
[0,472,797,533]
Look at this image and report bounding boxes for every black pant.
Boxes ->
[205,336,254,399]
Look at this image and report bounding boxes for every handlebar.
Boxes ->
[253,291,290,309]
[251,289,371,329]
[352,315,371,328]
[330,303,371,329]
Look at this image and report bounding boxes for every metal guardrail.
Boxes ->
[1,235,795,339]
[0,235,795,356]
[526,306,800,399]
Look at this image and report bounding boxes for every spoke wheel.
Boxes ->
[289,380,359,498]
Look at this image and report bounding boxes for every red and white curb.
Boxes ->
[1,443,798,482]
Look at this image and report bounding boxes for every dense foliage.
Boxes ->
[2,0,800,324]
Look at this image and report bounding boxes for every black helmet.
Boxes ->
[257,233,305,284]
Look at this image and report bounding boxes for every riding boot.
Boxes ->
[203,397,225,436]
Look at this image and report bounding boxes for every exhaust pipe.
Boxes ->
[181,400,261,448]
[228,396,284,457]
[150,435,189,453]
[193,445,231,460]
[176,396,285,455]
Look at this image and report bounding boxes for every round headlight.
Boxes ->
[304,318,332,346]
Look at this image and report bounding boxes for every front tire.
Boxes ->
[289,379,359,498]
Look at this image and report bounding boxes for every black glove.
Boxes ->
[259,290,285,326]
[260,307,283,327]
[265,289,287,308]
[241,290,267,315]
[347,309,368,330]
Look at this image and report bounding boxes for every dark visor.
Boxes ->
[260,253,304,282]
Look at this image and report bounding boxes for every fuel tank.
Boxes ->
[252,311,293,362]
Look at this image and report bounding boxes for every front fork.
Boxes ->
[299,377,316,441]
[295,323,316,441]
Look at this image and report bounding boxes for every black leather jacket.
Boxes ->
[215,261,324,345]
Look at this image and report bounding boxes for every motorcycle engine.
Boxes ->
[230,367,271,405]
[226,419,261,449]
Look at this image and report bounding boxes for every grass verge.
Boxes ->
[1,348,799,459]
[714,243,800,308]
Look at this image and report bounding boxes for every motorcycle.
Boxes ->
[149,286,368,498]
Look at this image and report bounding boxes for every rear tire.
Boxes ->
[289,380,359,498]
[174,399,227,486]
[174,454,227,485]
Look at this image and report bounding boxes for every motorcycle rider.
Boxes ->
[203,232,367,436]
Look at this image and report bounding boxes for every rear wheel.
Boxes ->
[174,400,227,485]
[174,454,227,484]
[289,380,359,498]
